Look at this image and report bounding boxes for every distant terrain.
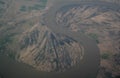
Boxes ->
[56,2,120,78]
[0,0,120,78]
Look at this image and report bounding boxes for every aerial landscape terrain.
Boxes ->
[0,0,120,78]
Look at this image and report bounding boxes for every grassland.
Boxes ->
[20,0,47,12]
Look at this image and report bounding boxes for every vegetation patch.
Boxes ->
[19,0,47,12]
[20,5,27,12]
[8,52,16,59]
[0,1,5,5]
[0,4,5,17]
[88,33,99,44]
[29,4,45,11]
[41,0,47,5]
[0,21,6,27]
[0,33,17,59]
[0,34,14,52]
[101,53,110,59]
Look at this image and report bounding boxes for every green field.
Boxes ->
[20,0,48,12]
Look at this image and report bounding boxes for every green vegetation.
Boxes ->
[0,8,4,11]
[20,19,35,27]
[0,34,16,59]
[20,5,27,12]
[20,0,47,12]
[41,0,47,5]
[28,5,44,11]
[0,34,13,51]
[20,4,45,12]
[0,1,5,17]
[8,52,16,59]
[101,53,110,59]
[0,1,5,5]
[0,22,6,27]
[88,33,99,44]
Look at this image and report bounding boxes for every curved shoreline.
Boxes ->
[44,1,119,78]
[44,1,101,78]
